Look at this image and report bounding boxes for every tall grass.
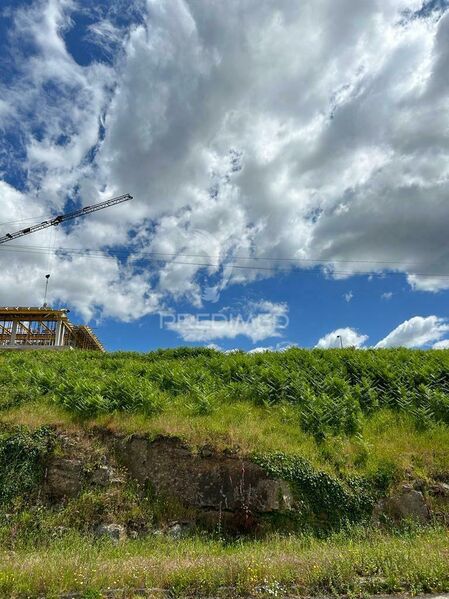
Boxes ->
[1,350,449,596]
[1,347,449,425]
[1,347,449,480]
[0,527,448,598]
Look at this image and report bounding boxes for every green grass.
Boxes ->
[2,347,449,429]
[1,348,449,596]
[0,526,448,598]
[1,347,449,481]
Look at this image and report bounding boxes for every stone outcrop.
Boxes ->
[43,431,125,500]
[115,435,293,516]
[94,523,127,542]
[41,430,449,534]
[430,481,449,498]
[44,456,125,499]
[90,464,124,487]
[45,457,84,499]
[42,432,294,532]
[373,484,430,524]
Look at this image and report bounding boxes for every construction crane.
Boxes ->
[0,193,133,245]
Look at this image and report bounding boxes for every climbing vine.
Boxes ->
[253,452,376,528]
[0,426,55,506]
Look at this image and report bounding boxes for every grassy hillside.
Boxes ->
[1,347,449,478]
[1,347,449,597]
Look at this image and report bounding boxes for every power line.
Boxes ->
[0,243,448,278]
[0,241,445,268]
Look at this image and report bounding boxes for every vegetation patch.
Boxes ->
[0,348,449,595]
[253,453,379,528]
[1,347,449,431]
[0,527,448,598]
[0,426,54,506]
[1,348,449,500]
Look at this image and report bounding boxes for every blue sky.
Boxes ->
[97,270,449,352]
[1,0,449,352]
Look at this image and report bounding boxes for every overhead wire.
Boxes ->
[0,241,445,267]
[0,242,448,278]
[1,211,447,272]
[1,203,447,280]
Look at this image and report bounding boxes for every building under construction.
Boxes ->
[0,307,104,352]
[0,194,133,353]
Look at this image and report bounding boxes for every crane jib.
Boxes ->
[0,194,133,245]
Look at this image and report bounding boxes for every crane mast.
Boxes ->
[0,193,133,245]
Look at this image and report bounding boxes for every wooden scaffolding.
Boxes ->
[0,307,104,351]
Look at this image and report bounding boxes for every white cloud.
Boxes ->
[381,292,394,300]
[205,343,222,351]
[344,291,353,302]
[315,327,368,349]
[315,317,449,350]
[375,315,449,348]
[248,341,298,353]
[1,0,114,208]
[2,0,449,321]
[433,339,449,349]
[164,301,288,343]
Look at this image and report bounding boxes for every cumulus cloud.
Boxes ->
[315,327,369,349]
[1,0,114,208]
[163,301,288,342]
[315,316,449,349]
[433,339,449,349]
[375,315,449,348]
[97,0,449,296]
[248,342,298,353]
[2,0,449,320]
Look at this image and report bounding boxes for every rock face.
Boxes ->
[116,436,293,517]
[44,451,124,499]
[430,482,449,498]
[90,464,124,487]
[41,432,449,534]
[41,432,294,532]
[374,484,430,524]
[45,457,84,499]
[94,523,127,542]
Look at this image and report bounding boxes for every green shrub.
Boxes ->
[103,375,164,415]
[0,426,54,506]
[54,379,110,417]
[253,453,375,527]
[1,347,449,443]
[299,392,362,441]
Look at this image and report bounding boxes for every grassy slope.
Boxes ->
[1,347,449,597]
[1,347,449,479]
